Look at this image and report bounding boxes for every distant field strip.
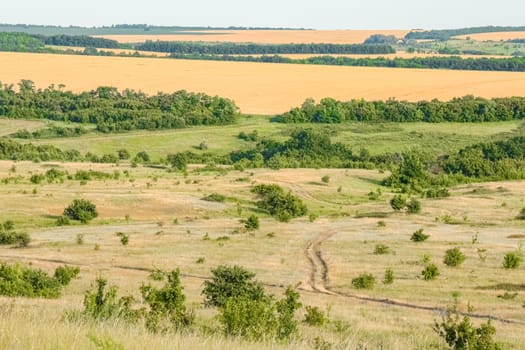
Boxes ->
[2,52,525,114]
[454,31,525,41]
[96,29,410,44]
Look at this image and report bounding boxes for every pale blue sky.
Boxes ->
[1,0,524,30]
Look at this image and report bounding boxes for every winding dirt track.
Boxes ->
[301,229,525,325]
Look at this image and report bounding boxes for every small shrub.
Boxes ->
[444,247,466,267]
[54,265,80,285]
[56,216,71,226]
[390,195,406,211]
[406,198,422,214]
[252,184,307,222]
[321,175,330,184]
[377,220,386,227]
[63,199,98,223]
[141,269,194,332]
[497,292,518,300]
[368,188,382,201]
[83,278,140,322]
[516,207,525,220]
[383,268,394,285]
[422,263,440,281]
[411,229,429,242]
[303,306,327,326]
[244,214,260,231]
[0,221,30,247]
[76,234,84,245]
[351,273,376,289]
[202,193,226,202]
[309,213,318,222]
[196,257,205,264]
[116,232,129,246]
[374,244,391,255]
[149,269,165,281]
[502,252,522,269]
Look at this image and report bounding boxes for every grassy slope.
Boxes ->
[18,116,525,160]
[0,160,524,348]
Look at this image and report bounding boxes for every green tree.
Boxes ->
[63,199,98,223]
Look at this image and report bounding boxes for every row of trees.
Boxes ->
[0,82,239,132]
[137,41,396,54]
[168,53,525,72]
[0,32,121,51]
[276,96,525,124]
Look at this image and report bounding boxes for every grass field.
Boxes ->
[454,31,525,41]
[3,52,525,115]
[96,29,411,44]
[0,160,524,349]
[21,117,525,161]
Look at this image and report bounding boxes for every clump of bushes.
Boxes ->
[0,220,30,247]
[390,195,421,213]
[351,273,376,289]
[411,229,429,242]
[63,199,98,223]
[516,207,525,220]
[0,263,79,298]
[390,195,407,211]
[443,247,466,267]
[251,184,307,222]
[383,268,394,285]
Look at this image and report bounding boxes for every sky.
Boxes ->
[1,0,524,30]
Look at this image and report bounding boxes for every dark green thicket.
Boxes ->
[251,184,307,222]
[0,82,239,133]
[138,41,395,55]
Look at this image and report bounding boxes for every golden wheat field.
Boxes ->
[454,31,525,41]
[2,52,525,115]
[96,29,410,44]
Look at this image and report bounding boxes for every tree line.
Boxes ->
[0,32,122,51]
[405,26,525,41]
[275,96,525,124]
[0,81,239,133]
[168,53,525,72]
[137,41,396,55]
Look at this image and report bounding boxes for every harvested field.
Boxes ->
[2,52,525,115]
[96,29,410,44]
[454,31,525,41]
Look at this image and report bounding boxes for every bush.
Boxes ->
[0,263,78,298]
[321,175,330,184]
[434,305,501,350]
[374,244,391,255]
[140,269,194,332]
[444,247,466,267]
[390,195,407,211]
[351,273,376,289]
[303,306,327,326]
[252,184,307,222]
[83,278,140,322]
[383,268,394,285]
[244,214,260,231]
[407,198,422,214]
[502,252,522,269]
[202,265,265,307]
[54,265,80,285]
[422,263,440,281]
[63,199,98,223]
[411,229,429,242]
[219,287,301,341]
